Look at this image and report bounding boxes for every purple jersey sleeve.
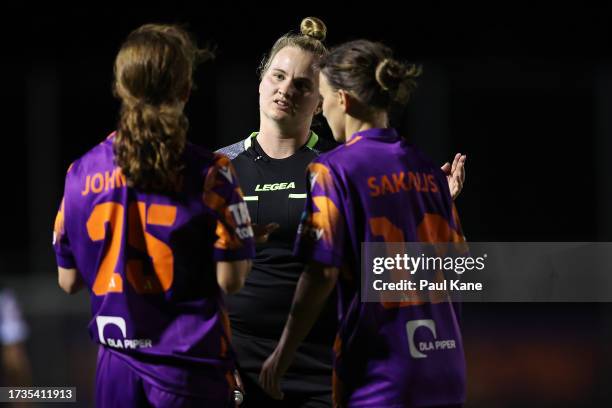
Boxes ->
[53,166,76,269]
[203,154,255,261]
[294,159,346,267]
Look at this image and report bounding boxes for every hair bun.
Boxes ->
[375,58,403,91]
[300,17,327,42]
[375,58,422,103]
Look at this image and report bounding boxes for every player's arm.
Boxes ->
[57,267,85,294]
[259,261,339,399]
[216,260,252,295]
[54,175,81,295]
[205,155,255,294]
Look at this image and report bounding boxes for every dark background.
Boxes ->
[1,6,611,407]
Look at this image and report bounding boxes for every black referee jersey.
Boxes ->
[217,131,338,401]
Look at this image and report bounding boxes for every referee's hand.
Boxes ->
[259,351,285,400]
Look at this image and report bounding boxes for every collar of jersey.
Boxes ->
[243,131,319,150]
[352,127,399,140]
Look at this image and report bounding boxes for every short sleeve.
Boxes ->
[203,154,255,261]
[294,159,347,267]
[53,194,76,269]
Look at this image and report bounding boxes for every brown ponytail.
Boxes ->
[115,102,188,192]
[113,24,208,192]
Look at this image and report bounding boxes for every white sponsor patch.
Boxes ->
[96,315,153,350]
[406,319,456,359]
[228,202,251,226]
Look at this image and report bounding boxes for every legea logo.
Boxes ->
[406,319,457,359]
[255,182,296,191]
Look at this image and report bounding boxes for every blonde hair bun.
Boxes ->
[300,17,327,42]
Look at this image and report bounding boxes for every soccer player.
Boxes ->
[259,40,467,407]
[52,24,254,407]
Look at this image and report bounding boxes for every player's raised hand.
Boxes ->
[441,153,466,200]
[252,223,280,244]
[259,351,285,400]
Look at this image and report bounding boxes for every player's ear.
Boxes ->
[339,89,361,115]
[338,89,350,114]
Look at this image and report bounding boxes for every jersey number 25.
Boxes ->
[86,201,177,296]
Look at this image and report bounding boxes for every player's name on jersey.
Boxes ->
[373,279,483,292]
[81,168,127,196]
[254,182,296,192]
[367,171,439,197]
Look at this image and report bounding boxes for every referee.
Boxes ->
[218,130,337,407]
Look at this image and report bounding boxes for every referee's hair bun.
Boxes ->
[300,17,327,42]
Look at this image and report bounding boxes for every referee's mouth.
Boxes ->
[274,98,295,113]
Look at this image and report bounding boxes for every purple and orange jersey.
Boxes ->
[295,128,466,407]
[53,133,254,400]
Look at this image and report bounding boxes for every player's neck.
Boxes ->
[257,119,311,159]
[345,113,389,142]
